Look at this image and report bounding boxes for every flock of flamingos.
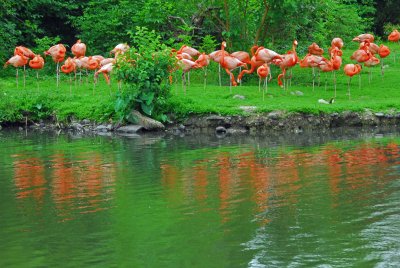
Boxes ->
[3,29,400,99]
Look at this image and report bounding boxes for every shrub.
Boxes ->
[114,27,175,123]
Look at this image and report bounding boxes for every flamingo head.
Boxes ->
[222,41,227,48]
[293,40,298,46]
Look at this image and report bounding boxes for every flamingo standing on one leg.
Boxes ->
[61,57,77,95]
[44,44,66,88]
[344,64,362,99]
[350,41,372,89]
[330,47,343,97]
[4,54,28,89]
[363,55,380,84]
[257,64,271,101]
[378,44,391,76]
[28,54,45,92]
[95,63,114,95]
[194,53,210,90]
[71,40,86,58]
[209,49,230,86]
[388,29,400,62]
[177,59,200,95]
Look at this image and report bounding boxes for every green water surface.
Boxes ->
[0,129,399,267]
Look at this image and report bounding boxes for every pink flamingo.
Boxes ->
[4,54,28,89]
[219,41,247,92]
[257,64,271,100]
[344,64,362,99]
[44,44,66,88]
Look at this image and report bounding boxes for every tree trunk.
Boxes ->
[254,0,269,45]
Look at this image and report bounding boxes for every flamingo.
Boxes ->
[378,44,391,76]
[363,55,380,83]
[330,47,343,96]
[388,29,400,62]
[177,59,200,95]
[44,44,66,88]
[237,45,264,83]
[299,54,323,91]
[209,49,230,86]
[13,46,35,88]
[230,50,251,85]
[352,33,374,43]
[257,64,271,100]
[28,54,45,91]
[175,45,200,58]
[344,64,362,99]
[276,40,298,90]
[4,54,28,89]
[308,42,324,56]
[110,43,130,57]
[194,53,210,89]
[331,38,344,49]
[61,57,77,95]
[95,63,114,95]
[71,40,86,58]
[219,41,247,92]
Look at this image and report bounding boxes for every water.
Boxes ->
[0,129,399,267]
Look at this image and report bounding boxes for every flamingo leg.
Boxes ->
[348,77,352,100]
[188,71,190,87]
[333,71,337,98]
[16,68,19,89]
[239,67,242,86]
[312,67,315,92]
[258,77,261,92]
[23,65,26,90]
[204,67,207,91]
[265,77,268,94]
[36,70,39,93]
[69,74,72,96]
[325,73,327,91]
[182,72,186,95]
[359,73,361,90]
[56,62,60,89]
[381,59,384,77]
[218,64,221,86]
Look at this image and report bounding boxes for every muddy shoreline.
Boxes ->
[1,110,400,137]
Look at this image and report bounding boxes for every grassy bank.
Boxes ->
[1,41,400,125]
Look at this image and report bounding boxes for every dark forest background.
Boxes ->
[1,0,399,61]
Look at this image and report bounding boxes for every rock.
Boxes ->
[0,125,2,130]
[81,119,91,125]
[239,106,257,113]
[106,124,113,131]
[130,110,165,131]
[226,127,248,135]
[70,123,83,131]
[295,90,304,96]
[117,125,144,133]
[206,115,226,121]
[18,127,23,131]
[268,111,284,119]
[233,94,245,100]
[95,125,109,132]
[178,124,185,131]
[215,126,227,133]
[374,112,385,118]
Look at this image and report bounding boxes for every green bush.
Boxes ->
[114,27,175,122]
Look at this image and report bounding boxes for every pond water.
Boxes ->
[0,128,399,267]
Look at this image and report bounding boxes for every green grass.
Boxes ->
[1,41,400,124]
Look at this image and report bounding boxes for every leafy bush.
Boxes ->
[114,27,175,122]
